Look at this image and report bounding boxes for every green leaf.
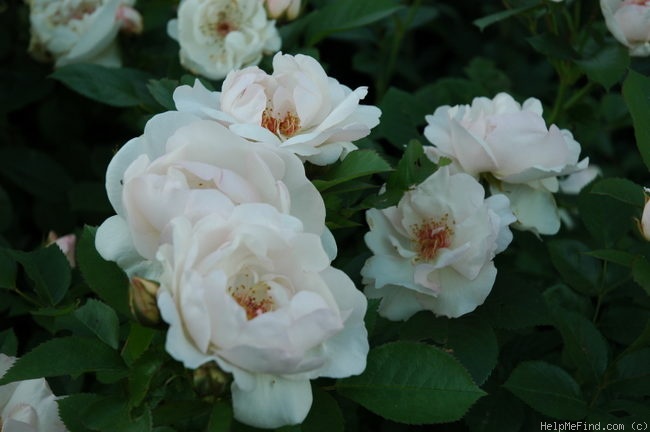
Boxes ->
[302,387,344,432]
[464,389,526,432]
[207,400,233,432]
[0,336,125,385]
[586,249,636,267]
[504,361,588,420]
[375,87,429,149]
[51,63,153,107]
[632,256,650,296]
[576,45,629,90]
[477,276,550,329]
[73,299,120,349]
[58,393,103,432]
[623,70,650,171]
[527,33,578,60]
[10,244,71,305]
[590,178,645,208]
[473,3,540,31]
[552,310,608,384]
[147,78,179,111]
[0,185,12,231]
[0,147,72,201]
[77,226,130,315]
[336,341,485,424]
[128,348,164,409]
[446,317,498,386]
[373,140,438,208]
[122,323,156,366]
[578,186,638,247]
[0,328,17,356]
[306,0,403,45]
[547,240,599,295]
[83,396,152,432]
[312,150,392,192]
[0,248,16,289]
[610,348,650,396]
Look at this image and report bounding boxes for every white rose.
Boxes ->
[264,0,301,20]
[156,204,368,428]
[0,354,68,432]
[641,188,650,240]
[172,52,382,165]
[95,112,326,279]
[423,92,588,235]
[27,0,142,67]
[167,0,281,80]
[601,0,650,56]
[361,167,515,319]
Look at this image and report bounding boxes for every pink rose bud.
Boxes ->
[47,231,76,268]
[117,5,143,35]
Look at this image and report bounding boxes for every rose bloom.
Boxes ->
[0,354,68,432]
[27,0,142,67]
[95,112,326,279]
[601,0,650,56]
[423,92,588,235]
[172,52,382,165]
[167,0,281,80]
[641,188,650,240]
[264,0,301,20]
[156,204,368,428]
[361,167,515,319]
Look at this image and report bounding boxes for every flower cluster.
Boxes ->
[96,53,371,428]
[361,92,592,321]
[168,0,283,80]
[27,0,142,67]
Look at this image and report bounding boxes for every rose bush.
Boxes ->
[167,0,281,80]
[2,1,650,431]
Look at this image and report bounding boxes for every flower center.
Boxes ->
[412,216,453,262]
[200,2,242,43]
[261,108,301,138]
[229,281,276,320]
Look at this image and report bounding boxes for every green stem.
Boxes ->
[548,75,568,125]
[563,82,595,112]
[376,0,422,100]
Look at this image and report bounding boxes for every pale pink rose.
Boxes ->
[423,92,588,235]
[27,0,142,67]
[0,354,68,432]
[361,167,515,319]
[157,204,368,428]
[264,0,301,20]
[95,111,326,279]
[172,52,382,165]
[167,0,281,80]
[47,231,76,268]
[601,0,650,56]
